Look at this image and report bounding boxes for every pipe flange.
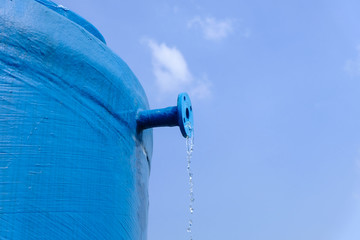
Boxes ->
[177,93,194,138]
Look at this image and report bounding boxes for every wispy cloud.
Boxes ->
[146,39,211,99]
[147,39,192,92]
[345,45,360,77]
[190,74,212,99]
[188,17,235,41]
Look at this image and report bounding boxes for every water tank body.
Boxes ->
[0,0,152,239]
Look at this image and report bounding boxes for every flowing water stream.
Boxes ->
[186,126,194,239]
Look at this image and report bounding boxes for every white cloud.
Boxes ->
[345,45,360,77]
[147,40,192,92]
[188,17,234,41]
[146,39,211,99]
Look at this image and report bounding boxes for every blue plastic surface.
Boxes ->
[35,0,106,43]
[0,0,152,239]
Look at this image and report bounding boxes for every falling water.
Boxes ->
[186,125,194,240]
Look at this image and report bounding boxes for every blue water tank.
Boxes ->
[0,0,152,239]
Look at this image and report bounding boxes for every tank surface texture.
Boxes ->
[0,0,153,239]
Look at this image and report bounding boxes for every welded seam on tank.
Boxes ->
[133,136,151,171]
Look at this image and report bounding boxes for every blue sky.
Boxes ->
[56,0,360,239]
